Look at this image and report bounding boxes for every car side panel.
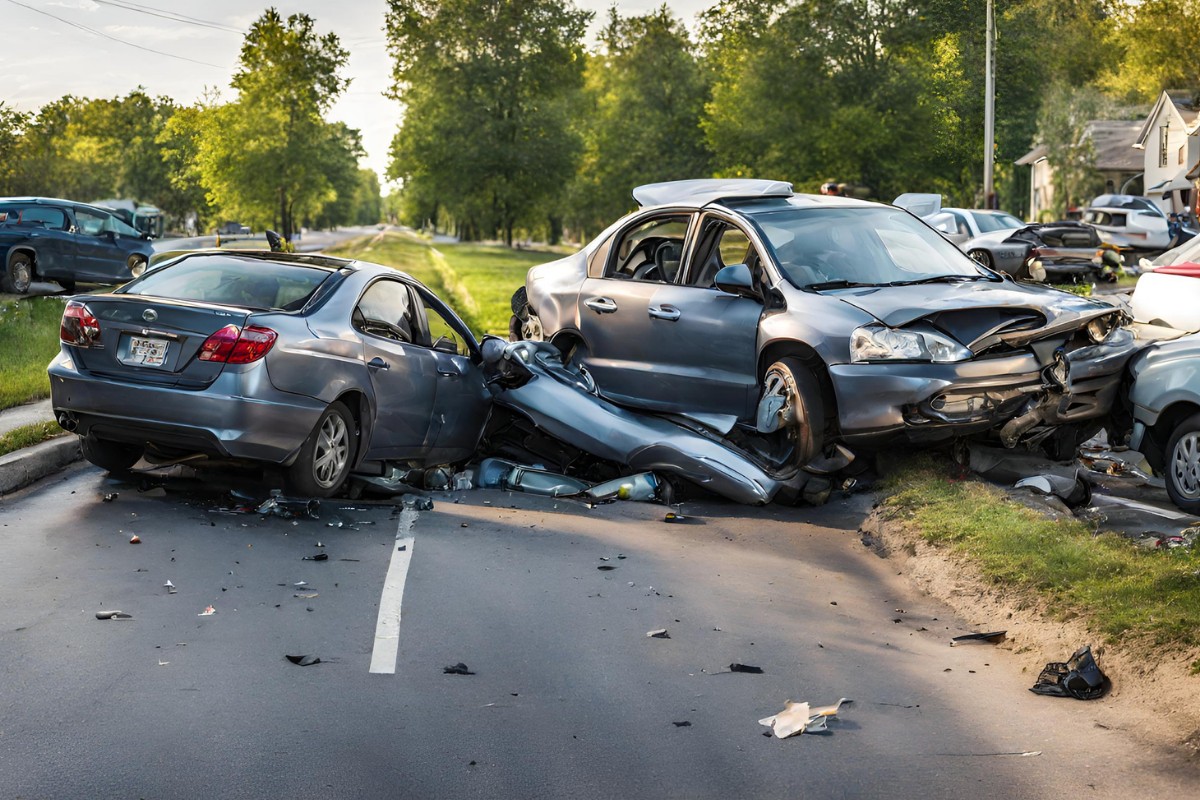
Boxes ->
[525,250,588,339]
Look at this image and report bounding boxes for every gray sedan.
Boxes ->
[49,251,489,496]
[1127,334,1200,511]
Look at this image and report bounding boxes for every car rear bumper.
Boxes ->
[48,350,325,463]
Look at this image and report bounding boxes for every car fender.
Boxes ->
[758,283,874,368]
[1129,340,1200,426]
[525,249,588,337]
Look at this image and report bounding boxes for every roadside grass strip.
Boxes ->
[0,297,65,412]
[883,455,1200,646]
[0,421,64,459]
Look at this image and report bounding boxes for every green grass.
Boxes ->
[0,296,66,411]
[883,455,1200,646]
[0,420,64,458]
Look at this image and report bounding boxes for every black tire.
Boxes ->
[968,249,993,270]
[759,357,826,469]
[57,279,76,294]
[127,255,148,280]
[285,402,357,498]
[1164,412,1200,513]
[2,252,34,294]
[510,286,529,320]
[81,435,144,474]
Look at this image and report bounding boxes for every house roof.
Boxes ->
[1015,144,1047,166]
[1088,120,1144,171]
[1134,90,1200,148]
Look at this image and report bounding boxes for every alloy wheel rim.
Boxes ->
[130,259,146,278]
[1172,432,1200,500]
[13,260,31,291]
[762,368,799,435]
[313,414,349,488]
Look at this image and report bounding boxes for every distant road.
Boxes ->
[154,225,385,254]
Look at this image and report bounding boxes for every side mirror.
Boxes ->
[433,335,459,355]
[714,263,758,299]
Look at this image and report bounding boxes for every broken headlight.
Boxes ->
[850,326,971,363]
[1085,314,1119,344]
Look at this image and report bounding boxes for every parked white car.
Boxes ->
[925,207,1026,249]
[1082,194,1171,251]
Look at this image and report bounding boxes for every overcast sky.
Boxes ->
[0,0,710,190]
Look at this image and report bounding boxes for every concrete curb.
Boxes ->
[0,435,82,496]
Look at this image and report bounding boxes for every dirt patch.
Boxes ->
[863,507,1200,753]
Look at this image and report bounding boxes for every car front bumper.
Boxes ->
[829,332,1139,447]
[48,350,326,463]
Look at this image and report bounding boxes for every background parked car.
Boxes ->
[924,207,1025,249]
[964,222,1114,282]
[0,197,154,294]
[1083,194,1178,252]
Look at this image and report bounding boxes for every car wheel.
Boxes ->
[1165,413,1200,513]
[127,255,148,279]
[757,357,825,470]
[286,402,357,498]
[81,435,144,474]
[968,249,993,270]
[2,253,34,294]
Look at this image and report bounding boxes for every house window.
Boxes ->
[1160,125,1170,167]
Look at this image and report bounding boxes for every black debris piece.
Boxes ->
[646,628,670,639]
[1030,645,1107,700]
[952,631,1008,646]
[729,663,764,674]
[96,610,132,620]
[302,553,329,561]
[340,558,361,562]
[103,493,118,503]
[404,497,434,511]
[672,721,692,727]
[285,654,321,666]
[597,565,617,571]
[444,662,475,675]
[397,545,407,552]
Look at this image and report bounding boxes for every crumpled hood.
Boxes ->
[828,280,1120,350]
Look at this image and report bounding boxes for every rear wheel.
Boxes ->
[2,253,34,294]
[127,255,148,280]
[81,435,144,474]
[1165,413,1200,513]
[286,402,356,498]
[757,357,825,470]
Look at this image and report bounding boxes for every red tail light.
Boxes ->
[198,324,277,364]
[60,300,101,347]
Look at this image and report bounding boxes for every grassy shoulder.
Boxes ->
[0,420,64,459]
[0,297,65,412]
[882,455,1200,646]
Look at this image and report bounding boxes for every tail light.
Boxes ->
[198,324,277,364]
[60,300,101,347]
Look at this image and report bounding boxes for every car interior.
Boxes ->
[687,220,760,288]
[608,216,689,282]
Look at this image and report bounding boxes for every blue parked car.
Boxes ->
[0,197,155,294]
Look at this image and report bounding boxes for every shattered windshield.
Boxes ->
[744,205,989,290]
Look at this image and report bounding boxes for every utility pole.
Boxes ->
[983,0,996,209]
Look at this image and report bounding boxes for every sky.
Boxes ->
[0,0,711,190]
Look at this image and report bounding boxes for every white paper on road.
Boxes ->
[369,505,418,674]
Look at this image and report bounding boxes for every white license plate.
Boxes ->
[124,336,169,367]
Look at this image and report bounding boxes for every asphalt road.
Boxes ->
[1,464,1197,799]
[154,225,382,255]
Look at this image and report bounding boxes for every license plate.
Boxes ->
[123,336,169,367]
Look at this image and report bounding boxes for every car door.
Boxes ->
[576,212,694,410]
[15,206,74,277]
[409,285,491,462]
[647,214,763,422]
[353,278,441,460]
[71,207,126,280]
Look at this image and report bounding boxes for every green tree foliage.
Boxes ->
[566,6,710,239]
[1105,0,1200,102]
[1035,83,1114,216]
[0,103,29,191]
[385,0,591,244]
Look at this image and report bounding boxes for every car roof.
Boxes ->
[632,179,795,209]
[0,196,118,214]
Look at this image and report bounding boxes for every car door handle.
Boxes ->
[584,297,618,314]
[648,304,681,321]
[368,357,390,371]
[437,367,459,377]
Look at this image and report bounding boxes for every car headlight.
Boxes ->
[850,326,972,363]
[1085,314,1118,344]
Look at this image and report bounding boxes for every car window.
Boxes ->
[423,301,463,355]
[687,218,762,288]
[353,279,416,343]
[74,207,139,237]
[19,207,69,230]
[971,211,1022,233]
[950,211,971,235]
[608,215,690,283]
[124,256,331,310]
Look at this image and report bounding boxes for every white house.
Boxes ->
[1016,119,1144,221]
[1133,90,1199,216]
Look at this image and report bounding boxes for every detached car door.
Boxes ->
[576,212,694,411]
[354,278,441,461]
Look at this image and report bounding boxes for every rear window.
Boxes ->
[123,256,332,311]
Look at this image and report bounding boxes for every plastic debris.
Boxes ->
[129,535,141,544]
[1013,474,1091,508]
[302,553,329,561]
[646,629,670,639]
[285,654,321,666]
[294,593,318,598]
[672,721,691,727]
[729,663,764,674]
[404,497,434,511]
[256,492,321,520]
[1030,645,1107,700]
[951,631,1007,646]
[95,610,132,620]
[103,493,118,502]
[198,605,216,616]
[597,565,617,571]
[164,580,176,594]
[158,660,169,666]
[294,581,308,587]
[759,698,849,738]
[452,470,474,491]
[443,662,475,675]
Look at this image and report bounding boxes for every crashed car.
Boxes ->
[49,250,491,497]
[512,179,1140,467]
[1083,194,1174,252]
[961,222,1119,283]
[923,206,1024,249]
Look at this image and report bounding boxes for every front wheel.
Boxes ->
[286,402,357,498]
[756,357,825,470]
[2,253,34,294]
[968,249,993,270]
[81,435,144,473]
[1165,412,1200,513]
[128,255,148,280]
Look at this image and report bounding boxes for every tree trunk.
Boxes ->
[279,186,290,242]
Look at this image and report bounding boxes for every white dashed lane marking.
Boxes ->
[368,505,417,674]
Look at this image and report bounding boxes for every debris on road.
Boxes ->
[164,580,176,594]
[951,631,1007,646]
[256,491,320,520]
[758,699,845,738]
[285,654,321,666]
[672,721,691,727]
[128,535,140,544]
[158,660,169,666]
[729,663,764,674]
[103,493,118,502]
[597,565,617,571]
[646,629,670,639]
[1013,474,1091,508]
[95,610,132,620]
[477,457,661,502]
[1030,645,1107,700]
[444,662,475,675]
[294,593,318,598]
[302,553,329,561]
[198,605,216,616]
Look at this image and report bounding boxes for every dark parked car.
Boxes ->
[0,197,155,294]
[50,250,489,496]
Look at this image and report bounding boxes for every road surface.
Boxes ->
[1,463,1196,798]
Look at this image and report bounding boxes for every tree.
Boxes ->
[386,0,591,244]
[1035,83,1113,216]
[566,6,710,239]
[1105,0,1200,102]
[0,103,29,193]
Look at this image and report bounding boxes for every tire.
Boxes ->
[758,357,826,469]
[127,255,148,280]
[81,435,144,474]
[57,279,76,294]
[510,286,529,320]
[968,249,993,270]
[2,252,34,294]
[285,402,357,498]
[1164,412,1200,513]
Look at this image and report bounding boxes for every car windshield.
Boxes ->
[123,256,332,310]
[744,205,988,289]
[971,211,1024,233]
